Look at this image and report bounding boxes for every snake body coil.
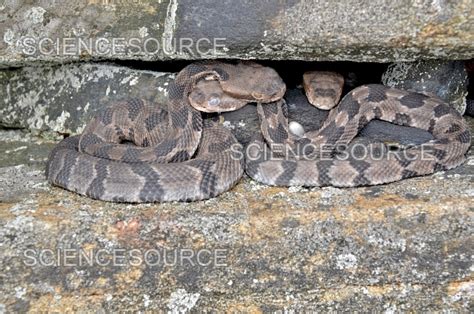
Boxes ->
[46,62,471,202]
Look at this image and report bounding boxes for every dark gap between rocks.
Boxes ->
[465,59,474,116]
[113,59,389,90]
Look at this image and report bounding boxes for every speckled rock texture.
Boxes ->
[382,60,469,114]
[0,63,174,135]
[1,0,473,66]
[0,118,473,311]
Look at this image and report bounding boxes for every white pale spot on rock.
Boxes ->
[143,294,151,307]
[75,124,86,134]
[129,76,139,86]
[208,97,220,107]
[5,146,27,154]
[167,289,200,313]
[106,85,111,96]
[139,27,149,38]
[384,304,397,314]
[157,86,166,94]
[320,186,344,198]
[288,186,305,193]
[336,253,358,269]
[120,76,132,85]
[467,157,474,166]
[84,102,91,112]
[163,0,178,52]
[47,111,71,133]
[3,28,15,45]
[24,6,46,24]
[15,287,26,299]
[26,103,46,130]
[222,121,235,130]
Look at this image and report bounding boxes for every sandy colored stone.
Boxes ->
[0,118,473,311]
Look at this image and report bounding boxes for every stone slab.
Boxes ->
[0,118,473,311]
[1,0,473,66]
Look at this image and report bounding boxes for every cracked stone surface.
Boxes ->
[1,0,473,66]
[0,118,473,311]
[382,60,469,114]
[0,63,174,135]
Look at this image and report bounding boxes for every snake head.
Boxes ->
[251,80,286,102]
[219,62,286,103]
[189,79,248,113]
[303,71,344,110]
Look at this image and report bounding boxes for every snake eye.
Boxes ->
[208,97,220,106]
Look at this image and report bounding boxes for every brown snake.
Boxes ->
[46,62,284,202]
[46,62,471,202]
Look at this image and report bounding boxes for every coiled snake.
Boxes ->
[46,62,471,202]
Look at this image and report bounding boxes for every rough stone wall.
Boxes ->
[0,63,173,134]
[1,0,473,67]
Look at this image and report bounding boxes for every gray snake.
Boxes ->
[46,62,471,202]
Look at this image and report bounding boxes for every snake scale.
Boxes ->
[46,62,471,202]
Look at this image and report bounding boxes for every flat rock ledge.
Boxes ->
[1,0,473,67]
[0,118,473,311]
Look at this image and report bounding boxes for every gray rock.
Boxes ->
[382,60,469,114]
[359,121,434,146]
[1,0,473,67]
[0,129,55,202]
[0,63,173,135]
[0,164,47,202]
[0,118,473,311]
